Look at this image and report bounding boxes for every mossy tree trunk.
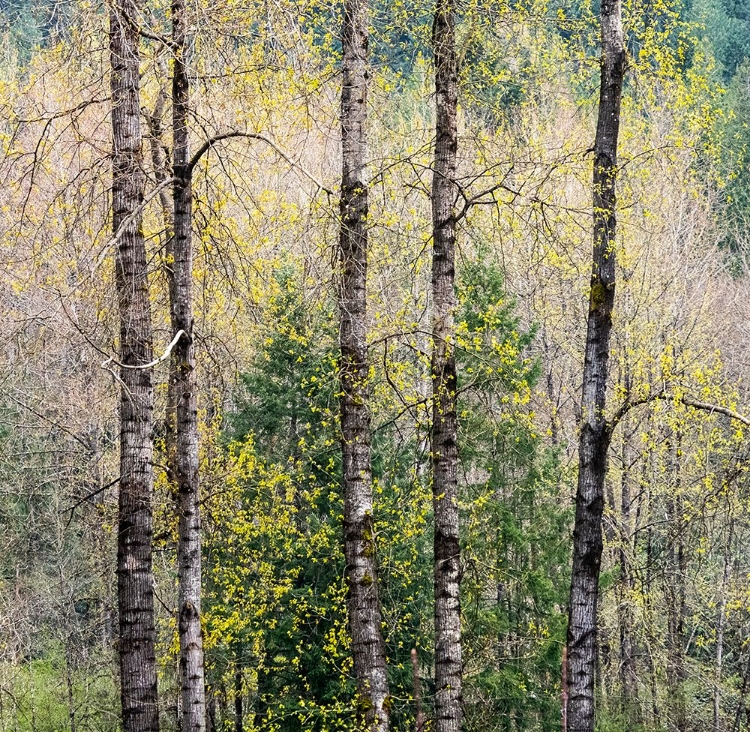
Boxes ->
[566,1,626,730]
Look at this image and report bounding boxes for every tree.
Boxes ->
[170,0,206,727]
[430,0,461,730]
[565,0,625,729]
[338,0,391,727]
[110,0,160,728]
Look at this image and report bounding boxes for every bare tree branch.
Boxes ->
[608,390,750,434]
[100,330,186,371]
[185,130,333,194]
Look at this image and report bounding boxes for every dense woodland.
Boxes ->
[0,0,750,730]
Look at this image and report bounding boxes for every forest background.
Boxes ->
[0,0,750,730]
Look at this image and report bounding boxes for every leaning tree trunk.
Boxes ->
[566,2,625,731]
[110,0,160,729]
[171,0,206,729]
[338,0,390,728]
[431,1,461,731]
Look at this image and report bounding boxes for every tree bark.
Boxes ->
[618,421,639,721]
[565,2,625,731]
[206,693,217,732]
[644,518,661,729]
[170,1,206,730]
[562,644,569,731]
[145,66,179,462]
[431,1,461,731]
[65,642,77,732]
[411,648,425,732]
[644,521,661,729]
[715,522,733,732]
[338,0,390,728]
[144,56,177,481]
[234,651,243,732]
[110,0,160,728]
[666,435,687,732]
[732,648,750,732]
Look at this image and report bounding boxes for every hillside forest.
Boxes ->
[0,0,750,730]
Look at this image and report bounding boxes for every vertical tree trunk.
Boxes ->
[339,0,390,728]
[110,0,160,728]
[666,435,687,732]
[618,421,639,722]
[715,523,732,732]
[431,1,461,731]
[145,59,177,490]
[411,648,425,732]
[233,651,243,732]
[732,651,750,732]
[145,58,173,249]
[144,55,176,459]
[644,520,661,729]
[565,2,625,731]
[65,642,77,732]
[171,2,206,729]
[206,694,217,732]
[562,644,569,731]
[218,681,229,729]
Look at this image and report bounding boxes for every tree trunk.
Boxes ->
[565,2,625,731]
[234,652,243,732]
[431,1,461,731]
[110,0,160,728]
[562,644,569,731]
[666,435,687,732]
[732,650,750,732]
[206,693,217,732]
[171,1,206,729]
[144,55,177,480]
[65,642,76,732]
[338,0,390,728]
[412,648,425,732]
[145,57,173,251]
[618,421,639,722]
[645,520,660,729]
[715,521,733,732]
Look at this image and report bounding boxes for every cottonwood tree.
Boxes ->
[110,0,160,728]
[431,0,461,730]
[338,0,390,727]
[141,32,205,730]
[565,0,625,730]
[170,0,206,728]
